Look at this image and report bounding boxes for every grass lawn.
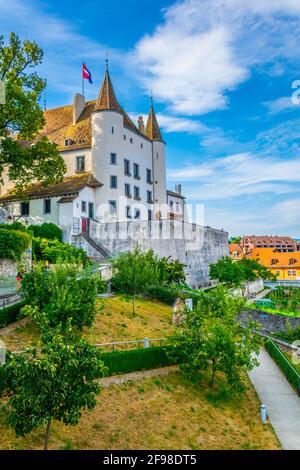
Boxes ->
[0,371,280,450]
[2,296,174,352]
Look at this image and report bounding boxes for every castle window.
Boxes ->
[76,156,85,173]
[123,134,126,140]
[43,198,51,214]
[124,159,131,176]
[140,143,143,149]
[134,209,141,219]
[125,183,131,198]
[156,152,159,159]
[130,137,133,144]
[289,258,297,265]
[20,201,29,216]
[109,200,117,213]
[170,200,174,209]
[112,126,114,134]
[147,190,153,204]
[110,175,117,189]
[176,202,180,212]
[134,186,140,200]
[110,153,117,165]
[146,169,152,184]
[81,201,87,213]
[126,205,132,219]
[133,163,140,179]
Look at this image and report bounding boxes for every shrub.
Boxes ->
[0,300,26,328]
[0,229,31,260]
[100,346,176,375]
[147,286,180,305]
[28,223,63,242]
[22,264,97,330]
[32,238,88,265]
[0,222,27,232]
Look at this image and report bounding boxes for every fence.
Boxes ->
[265,338,300,396]
[94,337,169,351]
[0,276,17,299]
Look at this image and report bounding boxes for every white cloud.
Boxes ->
[263,96,298,115]
[133,0,300,116]
[168,152,300,200]
[273,198,300,224]
[0,0,123,102]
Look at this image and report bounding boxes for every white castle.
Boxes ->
[0,64,228,286]
[0,63,186,241]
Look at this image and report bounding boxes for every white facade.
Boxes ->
[0,67,184,242]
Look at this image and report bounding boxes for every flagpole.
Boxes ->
[82,60,84,97]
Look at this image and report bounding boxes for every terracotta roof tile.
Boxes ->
[0,173,102,202]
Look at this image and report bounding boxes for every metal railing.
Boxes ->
[94,337,169,351]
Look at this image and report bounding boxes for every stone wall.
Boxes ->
[0,259,17,277]
[89,220,228,287]
[239,309,300,333]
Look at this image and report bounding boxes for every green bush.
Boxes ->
[265,339,300,395]
[22,264,97,330]
[0,300,26,328]
[28,223,63,241]
[0,229,31,260]
[0,222,27,232]
[100,346,176,375]
[147,286,180,305]
[32,238,88,265]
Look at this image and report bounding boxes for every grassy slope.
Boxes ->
[3,296,174,351]
[0,371,280,450]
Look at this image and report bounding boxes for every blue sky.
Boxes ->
[1,0,300,237]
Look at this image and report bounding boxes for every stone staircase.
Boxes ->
[72,232,111,259]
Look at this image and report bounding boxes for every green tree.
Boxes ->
[2,324,106,450]
[111,245,160,314]
[210,256,276,287]
[228,236,242,244]
[22,263,97,329]
[0,32,65,191]
[209,256,244,287]
[171,287,260,393]
[157,256,186,285]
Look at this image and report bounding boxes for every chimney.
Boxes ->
[137,115,145,134]
[73,93,85,124]
[175,184,182,195]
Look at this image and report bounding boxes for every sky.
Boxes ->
[1,0,300,237]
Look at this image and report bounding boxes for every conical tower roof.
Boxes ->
[145,98,163,141]
[95,64,122,112]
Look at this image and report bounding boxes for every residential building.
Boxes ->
[249,248,300,281]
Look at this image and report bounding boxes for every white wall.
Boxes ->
[91,110,165,220]
[152,140,167,206]
[60,148,92,176]
[167,193,185,219]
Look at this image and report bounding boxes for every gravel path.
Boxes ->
[0,317,30,336]
[100,365,177,388]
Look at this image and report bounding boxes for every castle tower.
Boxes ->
[146,98,167,208]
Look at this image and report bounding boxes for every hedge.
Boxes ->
[0,229,31,260]
[265,339,300,396]
[147,286,180,305]
[0,300,26,328]
[28,223,63,242]
[100,346,177,375]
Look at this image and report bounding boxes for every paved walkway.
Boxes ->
[248,348,300,450]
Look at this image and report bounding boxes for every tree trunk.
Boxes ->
[132,294,135,316]
[44,420,52,450]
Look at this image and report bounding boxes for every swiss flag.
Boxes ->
[82,63,93,84]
